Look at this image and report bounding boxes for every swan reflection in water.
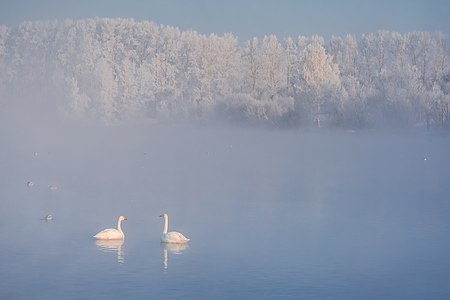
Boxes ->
[162,242,189,270]
[95,239,125,263]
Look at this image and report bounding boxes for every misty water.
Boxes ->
[1,118,450,300]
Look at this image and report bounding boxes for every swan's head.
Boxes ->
[119,215,127,221]
[159,213,168,218]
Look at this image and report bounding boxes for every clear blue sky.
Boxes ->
[1,0,449,41]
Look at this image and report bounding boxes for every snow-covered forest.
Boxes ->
[1,18,449,128]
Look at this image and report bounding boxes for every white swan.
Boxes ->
[159,213,190,243]
[94,215,127,240]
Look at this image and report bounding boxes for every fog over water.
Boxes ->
[1,105,450,299]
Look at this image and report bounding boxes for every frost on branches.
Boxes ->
[0,19,449,128]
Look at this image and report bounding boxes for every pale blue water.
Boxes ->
[1,123,450,299]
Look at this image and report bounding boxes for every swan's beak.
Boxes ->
[124,217,127,220]
[159,214,163,217]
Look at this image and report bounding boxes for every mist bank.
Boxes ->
[0,18,449,129]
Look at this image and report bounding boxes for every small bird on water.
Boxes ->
[42,214,54,222]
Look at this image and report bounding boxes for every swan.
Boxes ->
[94,215,127,240]
[159,213,190,244]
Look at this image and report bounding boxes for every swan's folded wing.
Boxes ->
[94,228,122,239]
[166,231,190,243]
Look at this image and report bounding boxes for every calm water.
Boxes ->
[1,122,450,299]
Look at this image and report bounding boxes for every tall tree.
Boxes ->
[301,36,340,127]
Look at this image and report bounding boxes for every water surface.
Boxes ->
[1,123,449,299]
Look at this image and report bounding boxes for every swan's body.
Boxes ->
[160,213,190,244]
[162,231,190,243]
[94,215,127,240]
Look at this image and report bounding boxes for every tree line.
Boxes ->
[0,18,449,128]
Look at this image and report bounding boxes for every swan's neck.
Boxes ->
[163,215,168,234]
[117,218,123,234]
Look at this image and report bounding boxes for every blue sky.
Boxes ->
[0,0,449,41]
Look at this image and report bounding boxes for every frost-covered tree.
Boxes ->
[0,18,449,128]
[300,36,340,127]
[285,37,297,93]
[241,37,261,95]
[259,35,285,98]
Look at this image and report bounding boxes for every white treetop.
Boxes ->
[0,18,449,128]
